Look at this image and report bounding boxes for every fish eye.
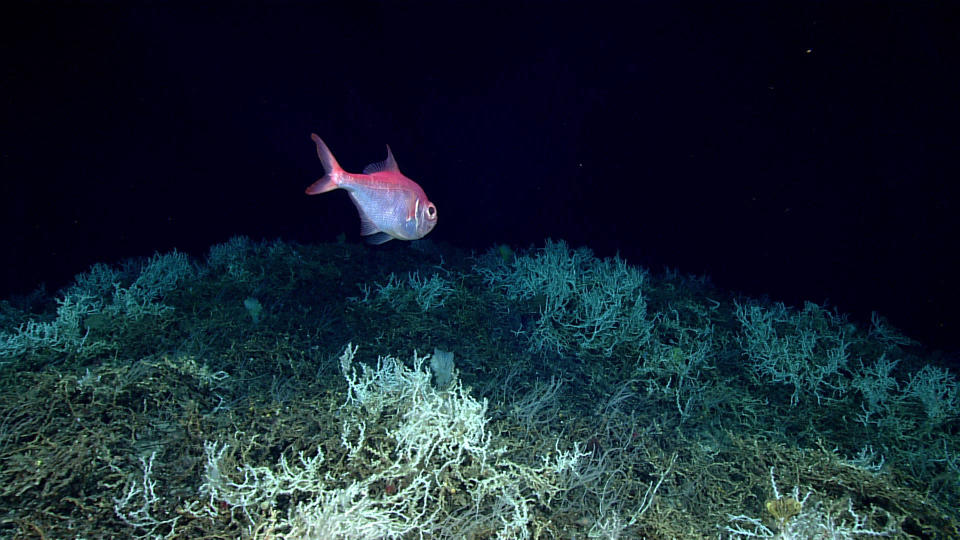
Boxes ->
[426,203,437,219]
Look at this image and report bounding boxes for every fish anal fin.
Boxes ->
[364,232,394,245]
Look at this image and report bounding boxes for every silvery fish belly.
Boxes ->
[305,134,437,245]
[347,181,435,243]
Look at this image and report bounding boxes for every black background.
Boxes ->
[2,2,958,352]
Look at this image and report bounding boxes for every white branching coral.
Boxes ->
[199,344,586,539]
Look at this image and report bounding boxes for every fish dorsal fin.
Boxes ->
[363,144,400,174]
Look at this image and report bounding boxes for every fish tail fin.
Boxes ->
[306,134,343,195]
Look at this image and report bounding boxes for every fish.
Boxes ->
[305,134,437,244]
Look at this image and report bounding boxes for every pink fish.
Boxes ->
[305,134,437,244]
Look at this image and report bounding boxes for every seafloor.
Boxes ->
[0,237,956,538]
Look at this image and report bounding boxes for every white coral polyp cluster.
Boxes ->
[199,344,585,539]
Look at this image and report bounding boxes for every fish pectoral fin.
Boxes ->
[354,206,381,237]
[358,216,379,236]
[364,232,394,245]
